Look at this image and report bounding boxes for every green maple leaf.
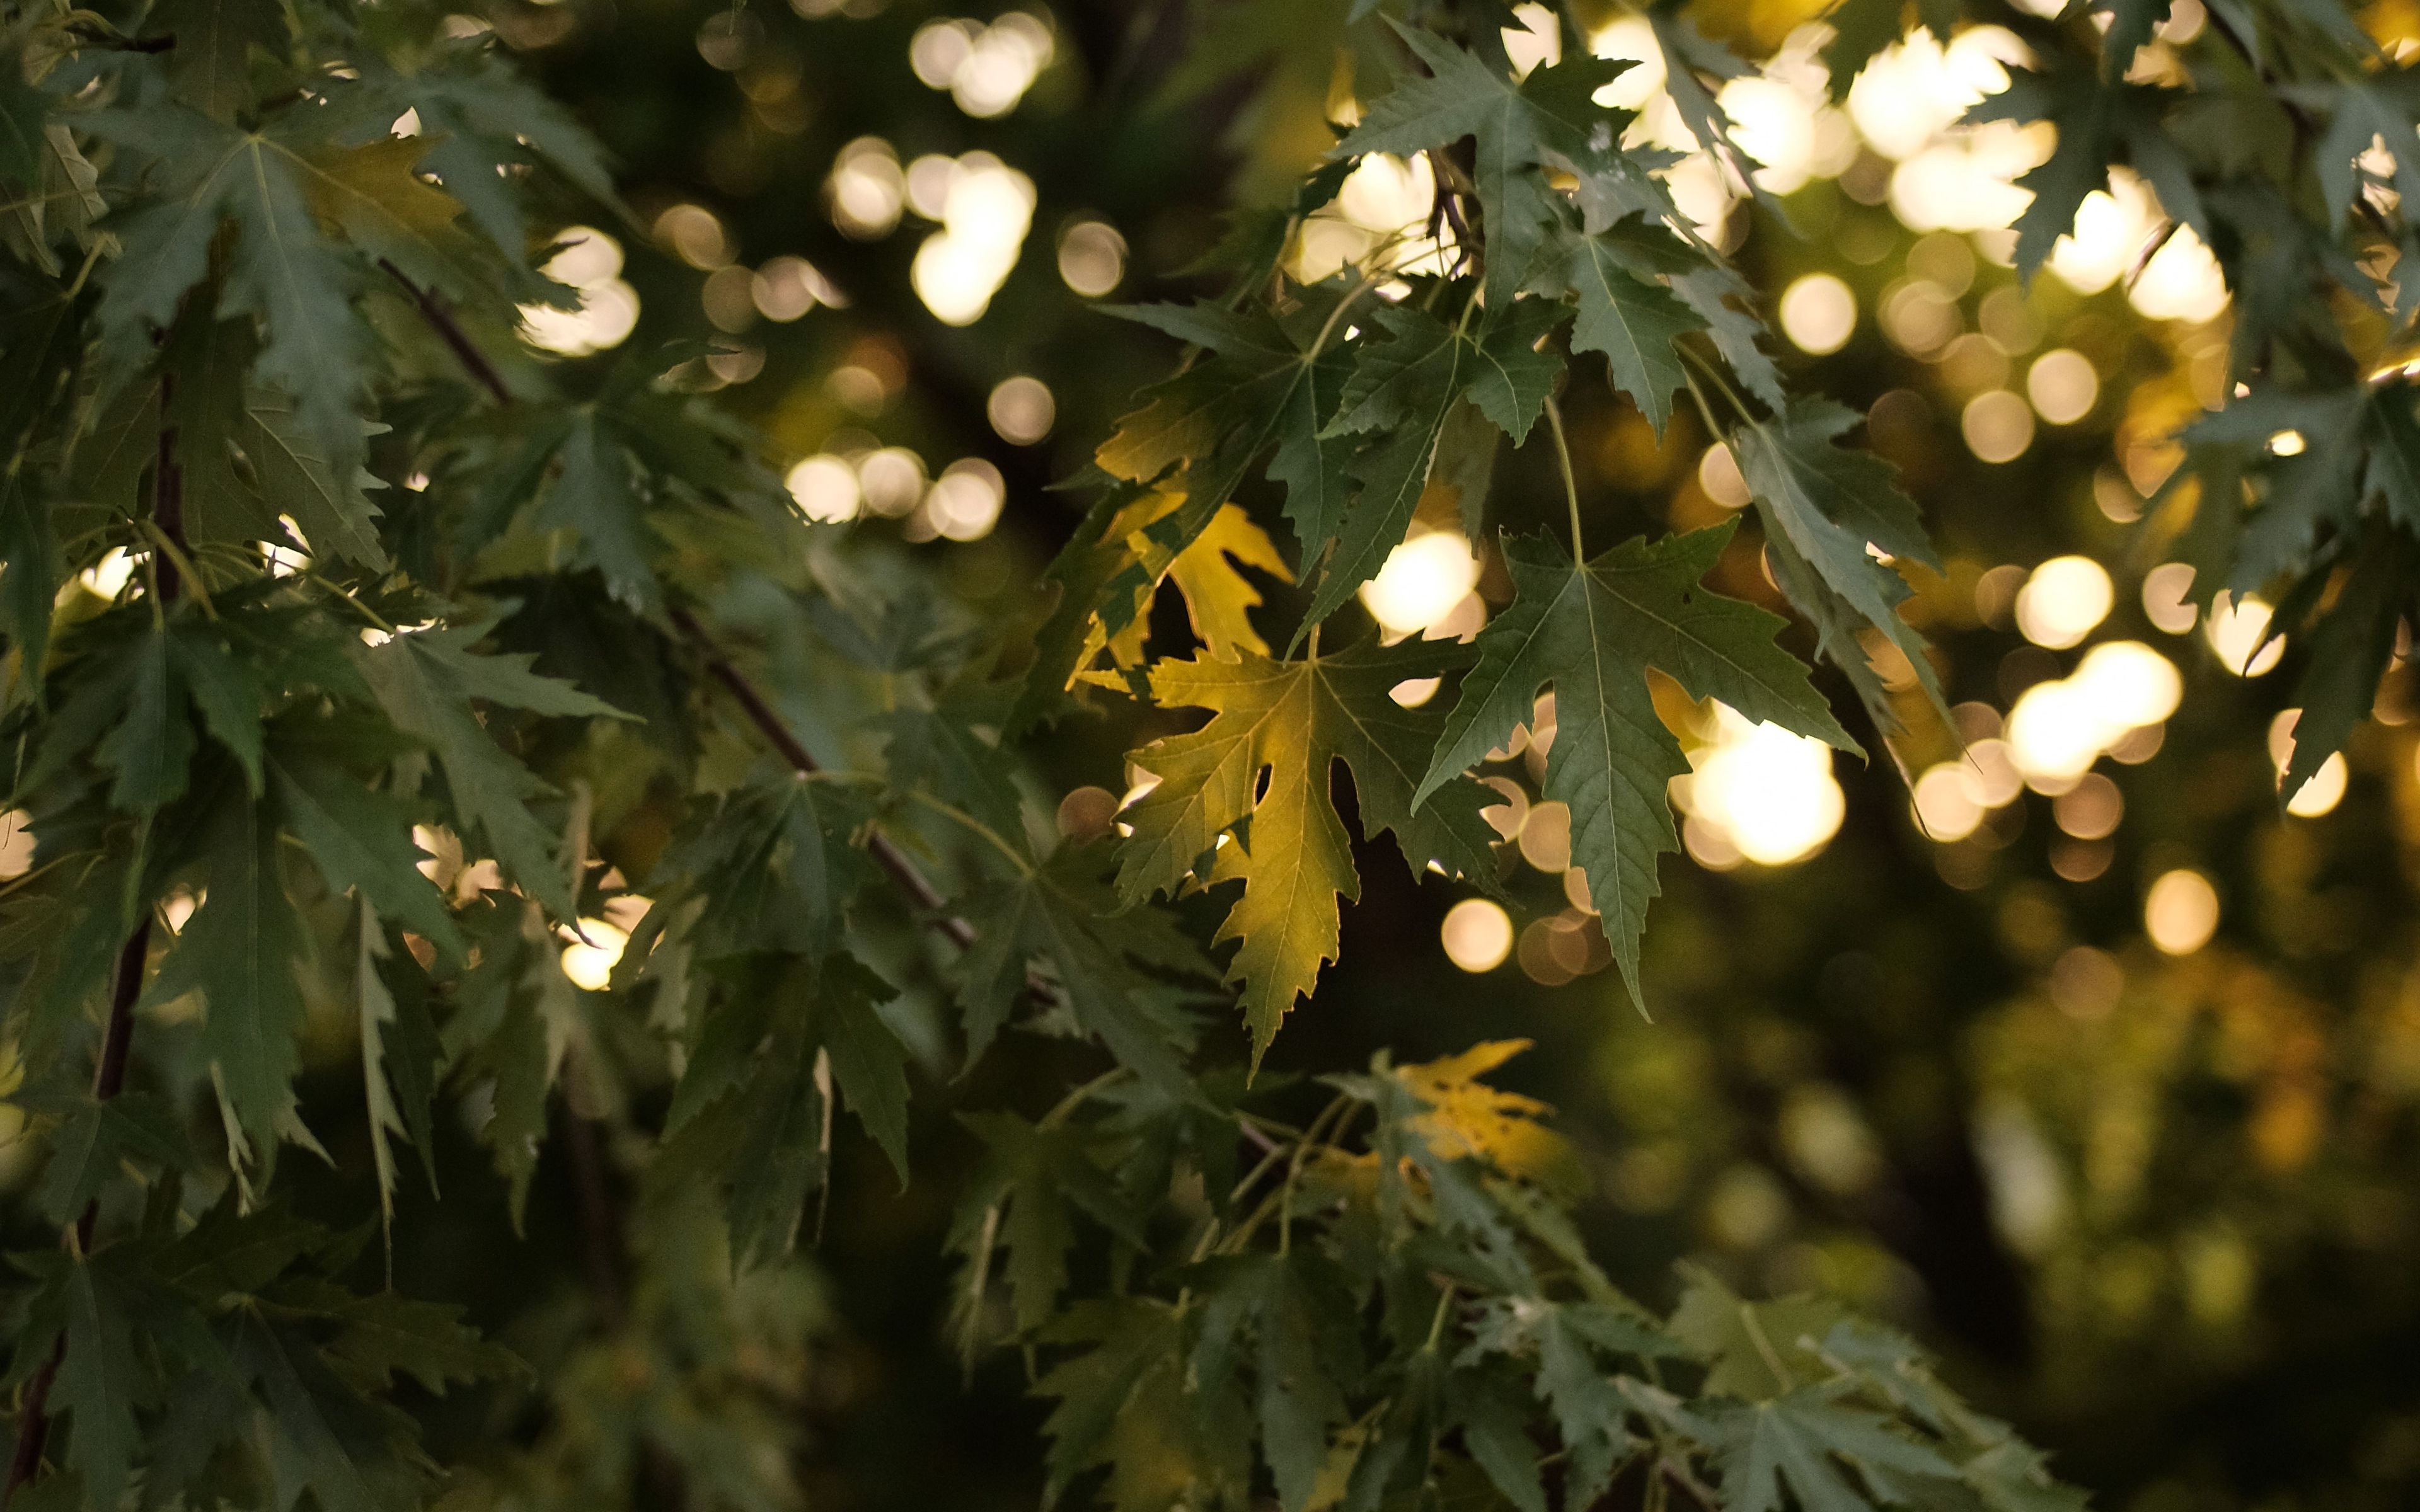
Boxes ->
[268,736,466,957]
[18,1251,149,1509]
[144,789,310,1181]
[90,110,376,486]
[0,39,44,188]
[1671,261,1788,413]
[2274,540,2409,802]
[149,0,291,122]
[1565,227,1707,435]
[95,631,199,813]
[1712,1382,1958,1512]
[1337,23,1627,301]
[955,1109,1144,1335]
[1965,71,2201,278]
[953,840,1213,1089]
[1818,0,1916,101]
[1187,1251,1361,1512]
[301,1284,521,1396]
[1121,638,1507,1062]
[669,774,875,966]
[659,954,912,1262]
[1730,399,1945,735]
[354,903,416,1232]
[365,40,624,275]
[30,1091,195,1227]
[1035,1299,1221,1511]
[1301,295,1565,638]
[294,134,491,305]
[244,389,390,570]
[533,410,661,613]
[1464,1298,1649,1506]
[1415,524,1850,1005]
[0,474,59,688]
[2297,72,2420,228]
[880,689,1030,844]
[1647,12,1766,195]
[357,621,625,919]
[225,1310,425,1512]
[2182,386,2365,593]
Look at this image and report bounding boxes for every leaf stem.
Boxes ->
[1306,268,1388,366]
[1040,1067,1130,1128]
[1421,1281,1458,1351]
[1545,394,1584,561]
[1677,339,1754,426]
[300,572,396,634]
[902,790,1034,878]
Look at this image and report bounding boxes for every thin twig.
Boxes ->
[386,249,1062,1018]
[670,609,981,953]
[378,260,514,408]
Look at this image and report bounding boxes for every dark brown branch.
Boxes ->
[555,1098,626,1330]
[669,609,980,953]
[384,249,1047,1004]
[378,260,515,409]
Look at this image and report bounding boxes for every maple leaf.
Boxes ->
[1415,524,1850,1004]
[1729,399,1945,735]
[1710,1382,1959,1512]
[1337,23,1628,301]
[149,0,291,122]
[1186,1250,1362,1512]
[356,620,625,920]
[0,474,58,688]
[1035,1298,1242,1512]
[1965,70,2202,279]
[659,953,912,1263]
[667,773,875,966]
[292,135,492,304]
[143,788,311,1181]
[16,1249,149,1508]
[1088,490,1295,668]
[952,839,1214,1089]
[354,902,436,1234]
[1647,12,1768,196]
[1301,295,1566,637]
[1564,224,1707,435]
[1092,308,1310,627]
[89,110,377,485]
[1121,638,1507,1062]
[2273,539,2409,803]
[954,1110,1145,1335]
[2293,71,2420,228]
[362,39,625,276]
[28,1091,194,1227]
[2180,384,2366,593]
[1395,1040,1578,1189]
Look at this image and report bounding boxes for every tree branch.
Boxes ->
[384,250,1051,1006]
[4,920,154,1508]
[379,260,515,409]
[669,609,979,953]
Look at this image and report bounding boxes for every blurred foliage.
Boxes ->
[8,0,2420,1509]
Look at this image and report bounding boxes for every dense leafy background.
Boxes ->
[5,0,2420,1509]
